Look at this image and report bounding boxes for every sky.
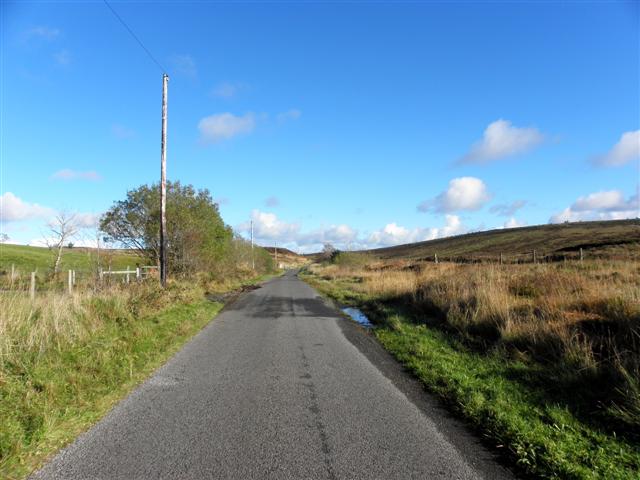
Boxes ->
[1,0,639,253]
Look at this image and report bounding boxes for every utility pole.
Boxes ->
[250,219,255,270]
[160,73,169,287]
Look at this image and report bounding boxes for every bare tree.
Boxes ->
[46,213,78,274]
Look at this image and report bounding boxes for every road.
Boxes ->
[32,271,514,480]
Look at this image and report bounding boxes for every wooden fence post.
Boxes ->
[30,272,36,300]
[72,270,76,286]
[499,253,503,265]
[434,253,439,264]
[126,266,130,284]
[136,267,141,282]
[68,270,73,294]
[10,264,15,286]
[579,248,584,262]
[533,250,537,264]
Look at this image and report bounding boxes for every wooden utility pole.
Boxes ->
[160,73,169,287]
[251,219,255,270]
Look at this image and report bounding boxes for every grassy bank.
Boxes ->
[0,278,242,479]
[302,257,640,479]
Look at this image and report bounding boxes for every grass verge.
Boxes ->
[0,286,222,479]
[301,268,640,479]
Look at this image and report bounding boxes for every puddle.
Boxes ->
[341,307,373,327]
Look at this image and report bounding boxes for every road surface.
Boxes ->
[32,271,514,479]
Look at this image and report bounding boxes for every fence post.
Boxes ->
[99,267,103,284]
[136,267,141,282]
[10,264,15,286]
[30,272,36,300]
[434,253,439,264]
[72,270,76,286]
[533,250,537,264]
[499,253,503,265]
[579,248,584,262]
[126,266,130,284]
[68,270,73,294]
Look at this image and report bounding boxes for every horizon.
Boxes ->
[1,1,639,253]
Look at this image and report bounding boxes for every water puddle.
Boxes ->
[341,307,373,327]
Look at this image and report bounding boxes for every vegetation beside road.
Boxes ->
[0,180,278,479]
[302,251,640,479]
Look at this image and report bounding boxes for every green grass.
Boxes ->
[0,244,143,275]
[302,270,640,479]
[0,296,221,479]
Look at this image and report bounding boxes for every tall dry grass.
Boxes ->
[315,258,640,427]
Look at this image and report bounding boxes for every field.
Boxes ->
[302,220,640,479]
[0,244,143,277]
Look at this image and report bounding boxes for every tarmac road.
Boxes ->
[32,270,514,480]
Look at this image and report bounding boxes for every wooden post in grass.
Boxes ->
[10,264,15,287]
[99,267,103,284]
[68,270,73,294]
[579,248,584,262]
[126,266,130,284]
[72,270,76,286]
[136,267,141,282]
[499,253,504,265]
[533,250,537,264]
[30,272,36,300]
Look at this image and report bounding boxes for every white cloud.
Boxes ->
[198,112,256,143]
[550,189,639,223]
[24,26,60,41]
[490,200,527,216]
[264,196,280,207]
[459,119,544,164]
[169,54,197,78]
[0,192,55,222]
[51,169,102,181]
[418,177,492,213]
[74,212,101,228]
[368,215,467,247]
[112,124,135,139]
[502,217,527,229]
[211,82,247,99]
[53,49,71,66]
[241,210,300,241]
[593,130,640,167]
[276,109,302,122]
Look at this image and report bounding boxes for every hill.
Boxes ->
[0,244,144,275]
[360,219,640,262]
[262,246,308,268]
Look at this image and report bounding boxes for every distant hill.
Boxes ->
[362,219,640,262]
[262,246,308,268]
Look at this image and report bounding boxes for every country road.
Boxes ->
[32,271,514,480]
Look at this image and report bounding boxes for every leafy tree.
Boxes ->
[100,181,233,274]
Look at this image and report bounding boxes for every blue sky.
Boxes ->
[1,0,639,252]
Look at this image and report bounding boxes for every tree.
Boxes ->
[46,213,78,274]
[320,242,338,261]
[100,181,233,274]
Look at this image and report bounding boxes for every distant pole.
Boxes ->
[250,219,255,270]
[160,73,169,287]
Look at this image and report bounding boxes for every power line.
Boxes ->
[103,0,166,74]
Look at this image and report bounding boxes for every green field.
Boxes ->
[0,244,144,276]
